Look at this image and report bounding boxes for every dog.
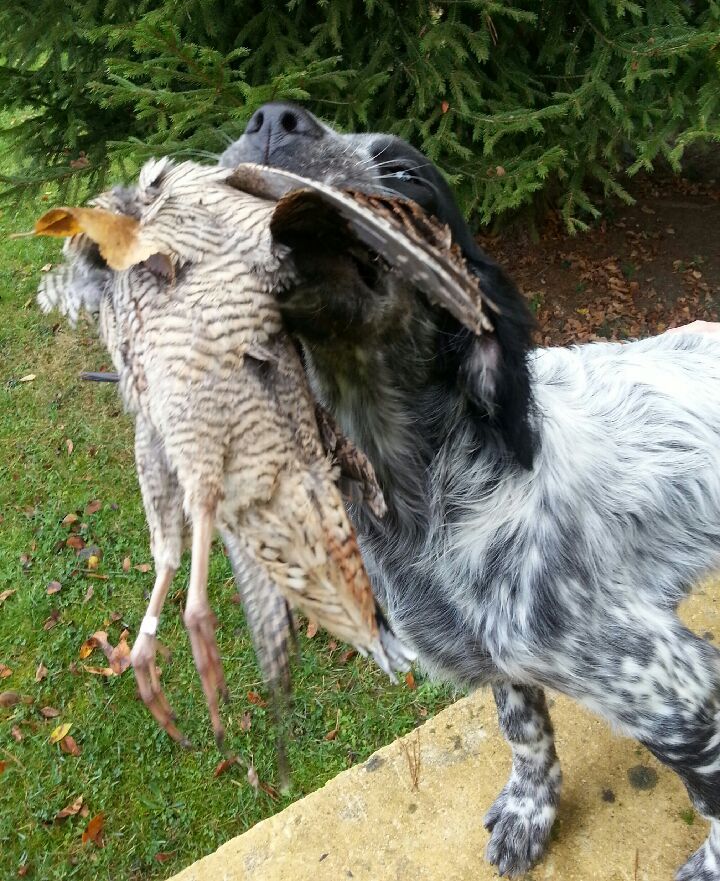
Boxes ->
[220,103,720,880]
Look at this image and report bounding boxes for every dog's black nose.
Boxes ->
[242,102,323,162]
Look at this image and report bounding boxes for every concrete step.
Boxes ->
[169,586,719,881]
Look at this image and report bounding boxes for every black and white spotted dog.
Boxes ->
[221,104,720,880]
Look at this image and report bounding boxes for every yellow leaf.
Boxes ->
[31,206,159,271]
[19,374,36,383]
[49,722,72,744]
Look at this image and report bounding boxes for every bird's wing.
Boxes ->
[226,163,494,336]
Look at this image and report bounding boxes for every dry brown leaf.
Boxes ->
[109,632,131,675]
[134,563,151,573]
[49,722,72,744]
[247,764,260,791]
[259,781,279,800]
[240,711,252,732]
[122,557,131,572]
[43,609,60,630]
[405,671,417,690]
[339,649,357,665]
[60,734,82,756]
[213,756,238,778]
[324,727,339,741]
[33,205,155,271]
[35,663,48,682]
[0,589,16,606]
[247,691,267,708]
[46,581,62,595]
[55,795,83,820]
[40,706,61,719]
[66,535,85,551]
[61,513,79,527]
[306,621,318,639]
[0,692,21,708]
[65,439,74,456]
[81,812,104,846]
[17,864,30,877]
[78,637,98,660]
[0,760,6,775]
[11,725,23,743]
[0,664,12,679]
[85,500,101,515]
[154,852,175,864]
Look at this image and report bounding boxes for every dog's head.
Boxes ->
[220,103,536,469]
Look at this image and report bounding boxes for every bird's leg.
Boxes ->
[131,565,190,747]
[184,507,228,748]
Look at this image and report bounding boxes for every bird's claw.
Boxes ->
[131,632,191,747]
[184,607,228,747]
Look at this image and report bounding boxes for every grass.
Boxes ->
[0,136,456,880]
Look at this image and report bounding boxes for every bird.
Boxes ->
[33,158,492,750]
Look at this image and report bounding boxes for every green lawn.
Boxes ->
[0,142,455,880]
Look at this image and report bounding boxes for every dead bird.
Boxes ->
[33,158,492,750]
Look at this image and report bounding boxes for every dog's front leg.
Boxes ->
[484,682,562,877]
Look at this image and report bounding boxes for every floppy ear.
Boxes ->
[455,250,537,470]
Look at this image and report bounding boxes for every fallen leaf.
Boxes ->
[108,631,131,675]
[50,722,72,743]
[55,795,83,820]
[60,734,82,756]
[46,581,62,595]
[82,585,94,604]
[441,100,450,113]
[87,555,100,570]
[155,852,175,863]
[0,589,16,606]
[247,691,267,708]
[11,725,23,742]
[40,706,61,719]
[17,864,30,877]
[81,812,104,846]
[19,374,35,383]
[324,727,339,741]
[81,665,114,677]
[259,781,279,800]
[79,637,97,659]
[339,649,357,665]
[134,563,151,573]
[405,671,417,690]
[66,535,85,551]
[41,262,53,272]
[43,609,61,630]
[0,692,21,708]
[35,662,48,682]
[65,439,74,456]
[240,711,252,732]
[306,621,318,639]
[122,557,131,572]
[496,165,506,177]
[61,513,79,527]
[109,611,122,623]
[85,500,101,515]
[247,764,260,791]
[213,756,238,778]
[0,761,6,774]
[0,664,12,679]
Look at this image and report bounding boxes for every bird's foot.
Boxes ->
[131,630,191,747]
[184,605,228,748]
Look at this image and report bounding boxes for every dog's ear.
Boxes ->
[453,249,537,470]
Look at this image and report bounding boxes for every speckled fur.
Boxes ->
[222,103,720,880]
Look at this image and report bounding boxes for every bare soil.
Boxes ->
[479,171,720,347]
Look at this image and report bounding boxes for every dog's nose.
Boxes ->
[242,103,322,161]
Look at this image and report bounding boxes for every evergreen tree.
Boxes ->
[1,1,718,228]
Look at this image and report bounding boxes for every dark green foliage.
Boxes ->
[1,1,719,227]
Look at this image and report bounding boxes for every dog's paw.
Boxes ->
[676,825,720,881]
[483,780,557,877]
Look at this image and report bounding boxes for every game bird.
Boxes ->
[33,159,492,748]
